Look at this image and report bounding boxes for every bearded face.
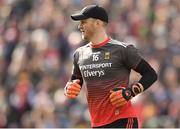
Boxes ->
[78,18,97,41]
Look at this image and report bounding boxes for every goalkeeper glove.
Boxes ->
[64,79,81,99]
[109,83,144,107]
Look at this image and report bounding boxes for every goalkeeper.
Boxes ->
[64,5,157,128]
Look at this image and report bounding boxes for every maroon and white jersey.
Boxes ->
[71,38,142,127]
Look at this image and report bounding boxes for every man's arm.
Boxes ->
[123,45,158,96]
[133,59,158,94]
[71,50,83,86]
[110,59,157,107]
[71,75,83,86]
[122,58,158,99]
[64,50,83,99]
[110,45,157,107]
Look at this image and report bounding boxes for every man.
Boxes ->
[64,5,157,128]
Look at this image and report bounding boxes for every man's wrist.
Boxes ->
[122,83,144,101]
[121,88,133,101]
[131,83,144,96]
[112,83,144,101]
[112,87,133,101]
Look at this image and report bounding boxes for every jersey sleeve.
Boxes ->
[123,45,142,69]
[71,50,83,86]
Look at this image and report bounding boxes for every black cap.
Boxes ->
[71,5,108,23]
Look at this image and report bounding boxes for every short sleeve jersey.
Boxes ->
[72,38,142,127]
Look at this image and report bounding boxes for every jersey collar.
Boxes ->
[90,37,111,48]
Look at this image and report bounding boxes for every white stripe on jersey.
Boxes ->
[109,39,128,48]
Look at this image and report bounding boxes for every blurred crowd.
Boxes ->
[0,0,179,128]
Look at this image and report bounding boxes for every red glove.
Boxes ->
[64,79,81,99]
[109,87,133,107]
[110,83,144,107]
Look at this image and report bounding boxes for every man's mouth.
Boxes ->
[81,31,85,34]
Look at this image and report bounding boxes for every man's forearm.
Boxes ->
[71,74,83,86]
[134,59,158,90]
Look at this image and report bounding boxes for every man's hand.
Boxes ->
[64,79,81,99]
[109,87,133,107]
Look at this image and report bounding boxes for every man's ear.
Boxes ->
[96,19,104,26]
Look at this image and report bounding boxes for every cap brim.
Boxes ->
[71,13,89,21]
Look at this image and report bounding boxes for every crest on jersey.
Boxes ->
[104,52,110,59]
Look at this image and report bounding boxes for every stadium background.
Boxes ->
[0,0,179,128]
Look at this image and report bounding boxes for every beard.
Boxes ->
[81,29,94,41]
